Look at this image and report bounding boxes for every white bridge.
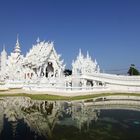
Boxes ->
[80,73,140,86]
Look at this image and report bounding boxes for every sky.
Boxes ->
[0,0,140,74]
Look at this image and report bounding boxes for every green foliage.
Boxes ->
[1,92,140,101]
[63,69,72,76]
[128,64,140,76]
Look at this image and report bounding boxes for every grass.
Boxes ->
[69,93,140,101]
[0,93,69,100]
[0,92,140,101]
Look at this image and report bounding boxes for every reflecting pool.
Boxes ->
[0,97,140,140]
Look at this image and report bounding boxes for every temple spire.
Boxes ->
[86,51,89,59]
[97,65,100,73]
[1,44,7,73]
[14,35,21,54]
[1,44,7,55]
[36,37,40,43]
[3,44,5,50]
[79,48,82,56]
[94,59,97,65]
[2,44,6,53]
[78,48,83,58]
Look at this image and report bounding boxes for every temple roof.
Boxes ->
[14,36,21,54]
[23,40,64,69]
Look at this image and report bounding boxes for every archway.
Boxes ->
[86,80,93,87]
[46,62,54,78]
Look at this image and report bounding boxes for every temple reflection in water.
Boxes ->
[0,97,140,140]
[0,97,99,140]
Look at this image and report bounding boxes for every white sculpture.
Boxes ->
[72,49,100,76]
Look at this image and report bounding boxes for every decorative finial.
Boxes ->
[95,59,97,65]
[37,37,40,43]
[3,44,5,51]
[16,34,19,44]
[86,51,89,58]
[14,35,21,54]
[1,44,7,55]
[79,48,82,56]
[97,65,100,73]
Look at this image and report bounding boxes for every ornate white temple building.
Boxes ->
[0,37,140,93]
[0,37,65,81]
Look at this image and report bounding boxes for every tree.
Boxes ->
[63,69,72,76]
[128,64,140,76]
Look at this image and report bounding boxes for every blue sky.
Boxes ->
[0,0,140,73]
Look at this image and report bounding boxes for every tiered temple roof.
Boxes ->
[23,40,64,69]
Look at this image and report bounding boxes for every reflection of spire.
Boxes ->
[14,35,21,54]
[71,103,100,131]
[11,120,17,139]
[0,113,4,136]
[6,111,18,139]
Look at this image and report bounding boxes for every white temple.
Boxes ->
[72,49,100,76]
[0,37,65,82]
[0,37,140,93]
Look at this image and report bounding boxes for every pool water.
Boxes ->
[0,97,140,140]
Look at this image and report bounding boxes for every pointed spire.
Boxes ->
[36,37,40,43]
[50,41,54,47]
[1,44,7,73]
[1,44,7,55]
[97,65,100,73]
[94,59,97,65]
[78,48,83,58]
[79,48,82,56]
[86,51,89,59]
[77,48,84,61]
[14,35,21,54]
[16,34,19,45]
[3,44,5,51]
